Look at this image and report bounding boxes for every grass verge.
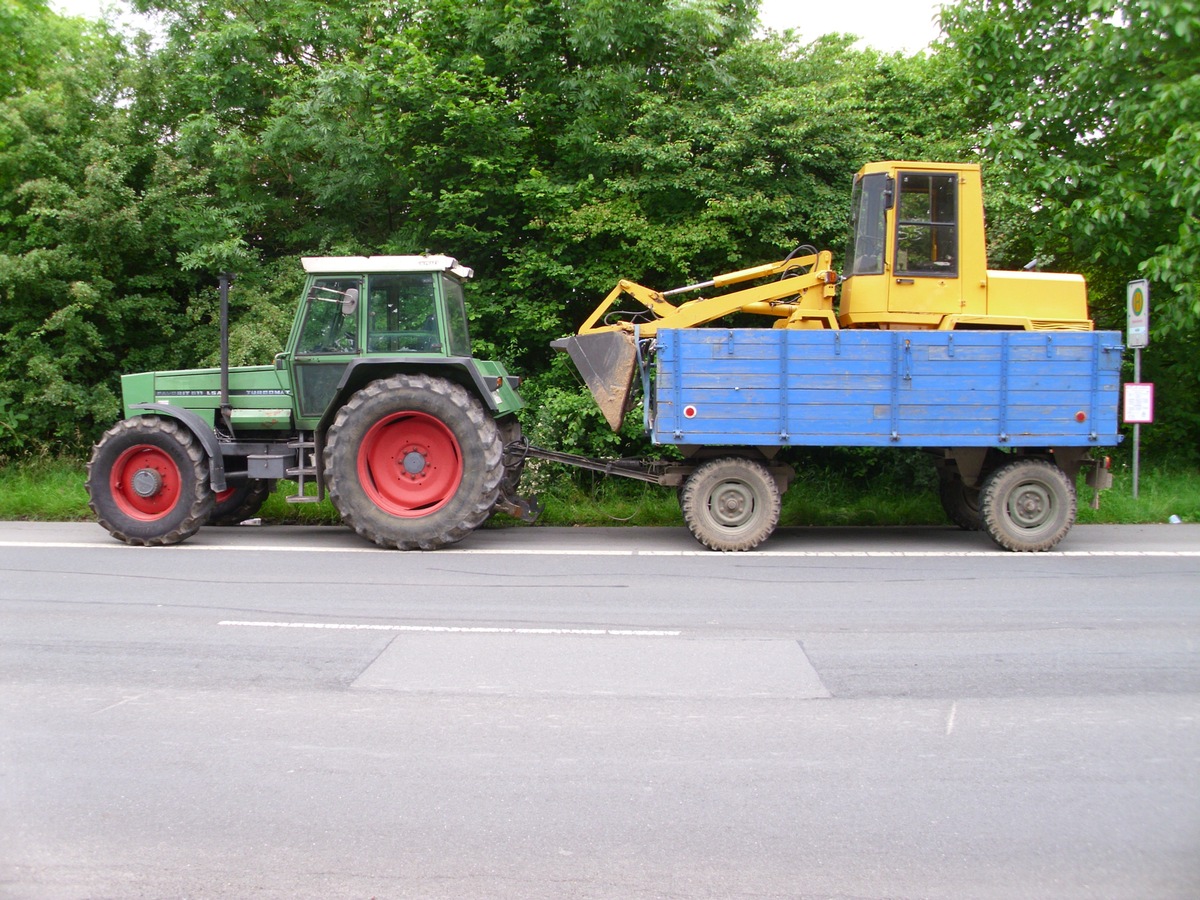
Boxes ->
[1,456,1194,528]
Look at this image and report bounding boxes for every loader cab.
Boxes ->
[283,255,475,426]
[840,161,988,328]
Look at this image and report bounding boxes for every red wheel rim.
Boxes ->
[109,444,182,521]
[358,411,464,517]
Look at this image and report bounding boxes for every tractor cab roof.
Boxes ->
[301,255,474,280]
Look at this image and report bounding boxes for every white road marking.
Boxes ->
[1,540,1198,557]
[946,702,958,735]
[93,694,145,715]
[219,620,682,637]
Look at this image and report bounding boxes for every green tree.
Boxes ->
[941,0,1200,457]
[0,0,983,463]
[941,0,1200,333]
[0,2,260,457]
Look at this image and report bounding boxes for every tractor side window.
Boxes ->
[895,172,958,276]
[366,273,440,353]
[845,173,888,276]
[297,278,361,354]
[442,276,472,357]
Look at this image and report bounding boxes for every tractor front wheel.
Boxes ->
[680,457,781,551]
[324,374,504,550]
[86,416,214,546]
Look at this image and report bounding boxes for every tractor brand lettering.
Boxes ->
[155,389,291,397]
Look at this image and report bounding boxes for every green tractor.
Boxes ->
[86,256,531,550]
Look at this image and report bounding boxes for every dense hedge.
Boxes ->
[1,0,1196,466]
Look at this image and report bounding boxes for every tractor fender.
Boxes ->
[316,357,504,437]
[129,403,227,492]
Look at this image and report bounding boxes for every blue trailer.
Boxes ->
[652,329,1122,448]
[546,161,1128,552]
[542,328,1122,552]
[630,328,1121,551]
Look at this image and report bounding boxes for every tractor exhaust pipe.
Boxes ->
[218,271,234,434]
[551,330,639,432]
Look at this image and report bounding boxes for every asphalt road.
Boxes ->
[1,521,1198,899]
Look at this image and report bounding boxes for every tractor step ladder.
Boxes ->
[285,433,323,503]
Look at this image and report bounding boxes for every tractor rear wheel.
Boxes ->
[681,457,781,551]
[325,374,504,550]
[980,458,1076,551]
[86,416,214,546]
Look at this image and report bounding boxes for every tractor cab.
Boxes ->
[281,255,476,426]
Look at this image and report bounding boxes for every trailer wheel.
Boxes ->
[681,457,780,551]
[86,416,214,546]
[209,477,271,525]
[325,374,503,550]
[938,470,983,531]
[980,459,1076,552]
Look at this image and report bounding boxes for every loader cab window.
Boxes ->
[846,172,889,276]
[366,273,440,353]
[441,275,472,358]
[894,172,958,277]
[297,278,362,354]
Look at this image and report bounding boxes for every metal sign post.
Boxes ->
[1126,280,1150,498]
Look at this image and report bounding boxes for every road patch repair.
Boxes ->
[220,620,830,699]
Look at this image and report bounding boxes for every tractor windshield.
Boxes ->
[845,172,889,277]
[365,273,441,353]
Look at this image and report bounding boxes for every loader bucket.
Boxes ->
[551,330,639,431]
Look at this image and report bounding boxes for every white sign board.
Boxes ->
[1124,382,1154,424]
[1127,279,1150,348]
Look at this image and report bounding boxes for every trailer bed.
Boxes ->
[652,329,1123,449]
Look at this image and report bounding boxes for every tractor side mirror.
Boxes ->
[340,287,359,316]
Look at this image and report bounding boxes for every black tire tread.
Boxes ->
[325,373,503,550]
[980,458,1076,552]
[209,478,272,526]
[938,469,984,531]
[680,457,780,552]
[86,416,213,546]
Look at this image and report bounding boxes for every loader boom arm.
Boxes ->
[556,250,839,431]
[576,250,839,336]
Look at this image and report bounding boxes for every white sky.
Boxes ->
[758,0,945,53]
[54,0,945,54]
